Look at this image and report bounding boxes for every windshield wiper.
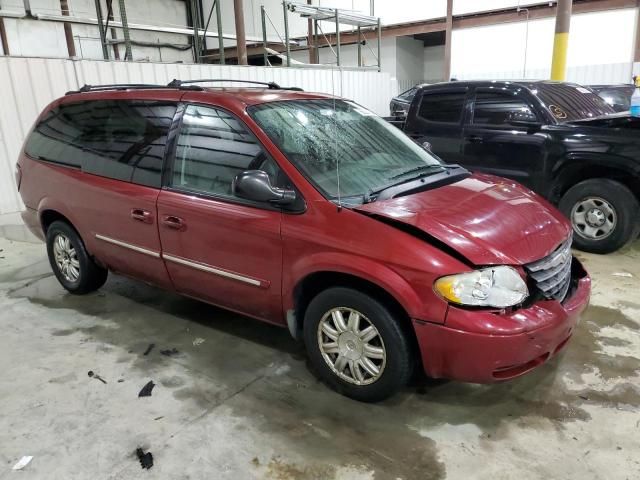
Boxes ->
[363,164,452,202]
[389,164,447,180]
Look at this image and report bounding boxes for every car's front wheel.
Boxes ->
[559,179,640,254]
[46,220,108,294]
[303,287,413,402]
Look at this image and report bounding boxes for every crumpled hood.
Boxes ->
[355,174,571,266]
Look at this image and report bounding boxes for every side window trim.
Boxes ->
[163,102,305,213]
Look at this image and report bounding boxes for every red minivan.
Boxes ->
[16,80,591,401]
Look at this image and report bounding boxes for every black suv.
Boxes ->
[392,80,640,253]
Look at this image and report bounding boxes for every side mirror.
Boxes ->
[233,170,296,205]
[508,111,541,130]
[421,141,432,151]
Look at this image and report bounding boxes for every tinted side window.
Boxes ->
[418,91,465,123]
[473,90,536,125]
[24,100,176,188]
[171,105,281,198]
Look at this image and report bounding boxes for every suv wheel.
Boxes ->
[46,221,108,294]
[303,287,412,402]
[559,179,640,254]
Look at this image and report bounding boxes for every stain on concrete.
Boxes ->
[263,457,336,480]
[48,372,77,384]
[159,375,186,388]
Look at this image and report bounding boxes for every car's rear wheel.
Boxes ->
[559,179,639,254]
[303,287,412,402]
[46,221,108,294]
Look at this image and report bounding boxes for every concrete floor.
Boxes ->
[0,224,638,480]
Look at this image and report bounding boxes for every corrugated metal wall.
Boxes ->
[0,57,393,217]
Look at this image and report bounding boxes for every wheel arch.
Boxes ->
[549,156,640,205]
[290,270,423,372]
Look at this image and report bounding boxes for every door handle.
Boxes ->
[466,135,484,144]
[131,208,153,224]
[162,215,186,231]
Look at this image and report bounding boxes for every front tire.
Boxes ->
[303,287,413,402]
[46,221,108,294]
[559,179,639,254]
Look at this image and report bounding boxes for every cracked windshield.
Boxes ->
[250,99,444,203]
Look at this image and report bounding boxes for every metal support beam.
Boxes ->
[261,5,268,66]
[215,0,225,64]
[377,18,381,71]
[190,0,201,63]
[307,0,315,64]
[60,0,77,58]
[443,0,453,80]
[117,0,132,60]
[106,0,120,59]
[234,0,247,64]
[283,1,291,67]
[634,0,640,63]
[357,27,362,67]
[0,18,9,55]
[94,0,110,59]
[313,19,319,63]
[335,9,340,67]
[551,0,572,80]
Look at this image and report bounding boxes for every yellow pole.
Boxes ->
[550,0,572,81]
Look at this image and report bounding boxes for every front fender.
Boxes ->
[284,251,447,324]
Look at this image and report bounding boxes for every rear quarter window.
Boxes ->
[24,100,177,188]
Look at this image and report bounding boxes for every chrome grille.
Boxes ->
[525,238,573,302]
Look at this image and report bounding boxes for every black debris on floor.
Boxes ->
[87,371,107,384]
[143,343,155,356]
[136,448,153,470]
[160,348,179,357]
[138,381,155,397]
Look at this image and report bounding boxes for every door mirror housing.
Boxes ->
[508,111,542,130]
[233,170,296,205]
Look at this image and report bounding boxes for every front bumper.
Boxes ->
[415,259,591,383]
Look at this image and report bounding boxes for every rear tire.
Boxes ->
[559,179,639,254]
[303,287,413,402]
[46,221,108,294]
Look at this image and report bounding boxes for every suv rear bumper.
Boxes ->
[414,259,591,383]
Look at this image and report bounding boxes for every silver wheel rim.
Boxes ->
[53,233,80,283]
[317,307,386,386]
[571,196,617,241]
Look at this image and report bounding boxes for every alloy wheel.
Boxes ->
[317,307,386,386]
[52,233,80,283]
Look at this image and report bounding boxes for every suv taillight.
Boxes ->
[15,164,22,190]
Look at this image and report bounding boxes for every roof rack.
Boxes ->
[167,78,303,91]
[65,83,204,95]
[65,79,303,96]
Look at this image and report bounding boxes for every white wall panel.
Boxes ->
[0,56,392,216]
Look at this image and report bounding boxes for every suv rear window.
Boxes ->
[532,83,614,122]
[24,100,176,188]
[418,91,466,123]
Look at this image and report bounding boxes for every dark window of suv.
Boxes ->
[473,89,537,125]
[171,105,282,199]
[418,91,466,123]
[24,100,176,188]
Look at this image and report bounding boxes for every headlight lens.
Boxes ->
[434,266,528,308]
